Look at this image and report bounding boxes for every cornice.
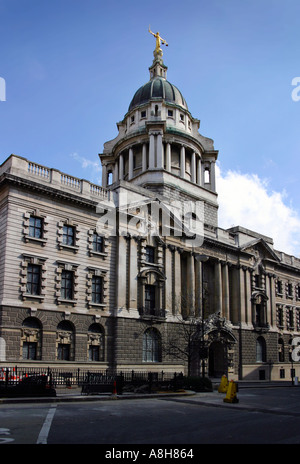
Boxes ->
[0,173,99,209]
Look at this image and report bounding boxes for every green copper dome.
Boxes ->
[128,76,188,112]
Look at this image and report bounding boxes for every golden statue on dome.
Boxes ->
[148,26,168,57]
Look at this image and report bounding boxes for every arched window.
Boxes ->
[256,336,266,363]
[21,317,42,360]
[278,338,284,362]
[56,320,75,361]
[88,323,104,362]
[143,328,161,362]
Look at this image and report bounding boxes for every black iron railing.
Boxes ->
[0,366,182,390]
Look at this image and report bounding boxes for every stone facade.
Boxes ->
[1,46,300,381]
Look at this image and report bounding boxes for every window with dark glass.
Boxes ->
[92,233,104,253]
[254,274,261,288]
[143,328,161,362]
[26,264,41,295]
[288,308,294,328]
[89,345,100,362]
[256,337,266,362]
[29,216,43,239]
[61,270,73,300]
[278,307,284,327]
[88,323,104,362]
[62,225,75,246]
[145,284,155,311]
[145,246,155,263]
[255,304,263,325]
[22,341,37,360]
[92,275,103,304]
[288,283,293,298]
[277,280,283,294]
[57,343,70,361]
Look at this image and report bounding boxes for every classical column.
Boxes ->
[270,274,276,327]
[194,256,201,318]
[214,260,222,314]
[245,268,252,324]
[129,237,138,310]
[191,152,196,183]
[128,147,133,180]
[210,161,216,191]
[187,252,195,316]
[116,235,127,313]
[230,265,239,324]
[165,246,173,314]
[102,164,107,188]
[174,248,181,315]
[166,142,171,172]
[156,132,163,169]
[142,143,147,172]
[266,273,276,326]
[119,153,124,181]
[149,133,155,168]
[114,161,118,183]
[239,266,246,323]
[180,145,185,179]
[222,262,230,320]
[197,156,202,186]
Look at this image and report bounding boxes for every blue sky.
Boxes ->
[1,0,300,256]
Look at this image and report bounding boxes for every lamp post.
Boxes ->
[195,254,209,378]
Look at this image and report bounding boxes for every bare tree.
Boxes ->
[162,315,204,377]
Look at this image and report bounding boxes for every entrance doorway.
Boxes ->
[208,341,227,378]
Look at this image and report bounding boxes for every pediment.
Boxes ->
[240,238,280,263]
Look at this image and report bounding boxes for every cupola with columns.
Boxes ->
[99,30,219,228]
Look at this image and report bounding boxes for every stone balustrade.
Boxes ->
[1,154,108,200]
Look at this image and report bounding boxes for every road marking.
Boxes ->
[0,428,14,444]
[36,406,57,444]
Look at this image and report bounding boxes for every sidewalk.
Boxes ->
[0,381,297,407]
[0,386,197,404]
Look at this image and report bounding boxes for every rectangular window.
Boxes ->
[277,307,284,327]
[29,216,43,239]
[145,246,155,263]
[27,264,41,295]
[88,345,100,362]
[92,275,103,304]
[254,274,261,288]
[289,308,294,328]
[145,284,155,311]
[61,270,73,300]
[92,233,104,253]
[57,343,70,361]
[288,283,293,298]
[22,341,37,360]
[277,280,283,294]
[62,225,75,246]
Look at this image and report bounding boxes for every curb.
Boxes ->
[0,390,196,405]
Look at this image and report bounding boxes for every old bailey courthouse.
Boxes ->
[1,31,300,383]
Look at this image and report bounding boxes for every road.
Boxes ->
[1,387,300,449]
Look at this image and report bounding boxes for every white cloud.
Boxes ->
[70,152,102,183]
[216,164,300,257]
